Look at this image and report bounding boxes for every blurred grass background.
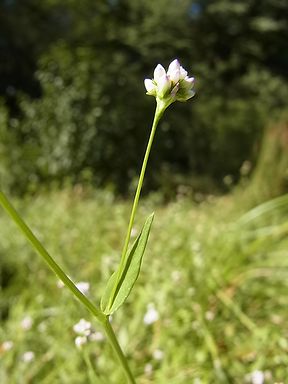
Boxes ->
[1,190,288,383]
[0,0,288,383]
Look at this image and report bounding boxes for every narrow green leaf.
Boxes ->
[101,213,154,315]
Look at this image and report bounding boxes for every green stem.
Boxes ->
[109,103,165,308]
[103,318,136,384]
[0,190,106,323]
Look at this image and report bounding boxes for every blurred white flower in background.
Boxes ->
[89,331,105,342]
[152,349,164,361]
[143,303,159,325]
[73,318,91,336]
[22,351,35,363]
[57,279,90,296]
[21,315,33,331]
[73,318,105,348]
[144,363,153,376]
[75,336,87,349]
[75,281,90,296]
[2,340,14,352]
[250,370,265,384]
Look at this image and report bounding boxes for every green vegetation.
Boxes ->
[1,189,288,383]
[1,1,288,383]
[1,0,288,194]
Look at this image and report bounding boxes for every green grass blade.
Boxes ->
[238,193,288,225]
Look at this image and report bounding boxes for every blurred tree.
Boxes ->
[0,0,287,195]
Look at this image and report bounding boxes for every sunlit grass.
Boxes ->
[1,189,288,383]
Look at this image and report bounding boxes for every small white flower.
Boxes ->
[89,331,105,342]
[152,349,164,361]
[21,316,33,331]
[143,303,159,325]
[250,370,265,384]
[144,59,195,107]
[22,351,35,363]
[75,336,87,349]
[144,363,153,376]
[76,281,90,296]
[2,341,14,352]
[73,318,92,336]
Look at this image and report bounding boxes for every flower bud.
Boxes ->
[144,59,195,108]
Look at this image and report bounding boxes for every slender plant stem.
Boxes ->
[109,103,165,308]
[103,317,136,384]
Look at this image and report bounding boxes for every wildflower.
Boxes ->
[89,331,105,342]
[2,340,14,352]
[22,351,35,363]
[144,59,195,109]
[76,281,90,296]
[250,370,265,384]
[75,336,87,349]
[21,316,33,331]
[144,363,153,376]
[152,349,164,361]
[73,318,92,336]
[143,303,159,325]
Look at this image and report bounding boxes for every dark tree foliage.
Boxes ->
[0,0,287,195]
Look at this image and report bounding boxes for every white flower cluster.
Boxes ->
[73,318,104,349]
[57,279,90,296]
[144,59,195,106]
[143,303,159,325]
[249,370,265,384]
[22,351,35,363]
[21,315,33,331]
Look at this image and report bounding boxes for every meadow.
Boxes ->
[1,188,288,383]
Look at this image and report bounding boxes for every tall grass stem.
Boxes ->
[108,103,164,308]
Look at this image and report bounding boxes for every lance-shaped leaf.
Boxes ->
[101,213,154,315]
